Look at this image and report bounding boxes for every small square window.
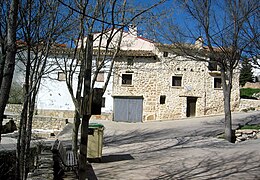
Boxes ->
[58,72,66,81]
[102,97,105,107]
[172,76,182,87]
[122,74,133,85]
[214,77,222,89]
[160,95,166,104]
[96,71,104,82]
[163,52,168,57]
[127,57,134,65]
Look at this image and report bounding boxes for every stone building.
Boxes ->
[10,27,240,121]
[36,26,155,118]
[112,43,240,122]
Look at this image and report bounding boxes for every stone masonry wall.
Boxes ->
[113,54,240,121]
[4,114,69,131]
[5,104,22,114]
[239,99,260,111]
[36,109,75,118]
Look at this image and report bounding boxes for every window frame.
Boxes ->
[214,77,222,89]
[171,75,182,87]
[160,95,166,104]
[102,97,105,107]
[121,73,133,86]
[163,51,169,57]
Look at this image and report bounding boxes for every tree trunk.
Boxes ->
[72,110,81,154]
[24,91,37,180]
[78,115,91,179]
[17,97,29,180]
[224,86,232,142]
[222,68,233,143]
[79,34,93,179]
[0,46,6,88]
[0,0,18,142]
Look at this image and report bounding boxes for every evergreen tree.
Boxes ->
[240,58,254,86]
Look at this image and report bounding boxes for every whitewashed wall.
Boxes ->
[36,57,114,114]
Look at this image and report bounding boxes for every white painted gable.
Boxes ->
[79,28,155,51]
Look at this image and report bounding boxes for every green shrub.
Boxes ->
[241,125,260,130]
[240,88,260,99]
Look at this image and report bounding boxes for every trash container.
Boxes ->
[87,123,104,161]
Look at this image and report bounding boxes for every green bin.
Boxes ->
[87,123,104,161]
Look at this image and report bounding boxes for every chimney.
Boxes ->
[195,36,203,49]
[129,24,137,36]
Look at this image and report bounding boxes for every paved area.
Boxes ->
[1,111,260,179]
[89,111,260,180]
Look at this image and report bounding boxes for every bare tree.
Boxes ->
[0,0,19,142]
[15,1,74,179]
[148,0,260,142]
[243,3,260,69]
[54,0,166,178]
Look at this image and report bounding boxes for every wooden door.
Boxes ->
[187,97,197,117]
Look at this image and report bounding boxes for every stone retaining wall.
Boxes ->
[239,99,260,111]
[244,82,260,89]
[235,129,260,143]
[32,116,69,130]
[4,115,69,133]
[5,104,22,114]
[36,109,75,118]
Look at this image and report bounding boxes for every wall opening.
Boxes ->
[187,97,197,117]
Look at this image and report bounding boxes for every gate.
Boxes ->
[113,96,143,122]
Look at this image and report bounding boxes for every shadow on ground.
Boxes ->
[101,154,134,163]
[95,148,260,179]
[151,151,260,180]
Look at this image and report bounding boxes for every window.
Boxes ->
[102,97,105,107]
[96,71,104,82]
[172,76,182,87]
[163,51,168,57]
[122,74,133,85]
[58,72,66,81]
[160,95,166,104]
[214,77,222,89]
[127,57,134,65]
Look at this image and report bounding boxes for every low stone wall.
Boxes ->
[5,104,22,114]
[244,82,260,89]
[36,109,75,118]
[36,109,112,120]
[235,129,260,143]
[239,99,260,111]
[4,115,70,136]
[32,116,69,130]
